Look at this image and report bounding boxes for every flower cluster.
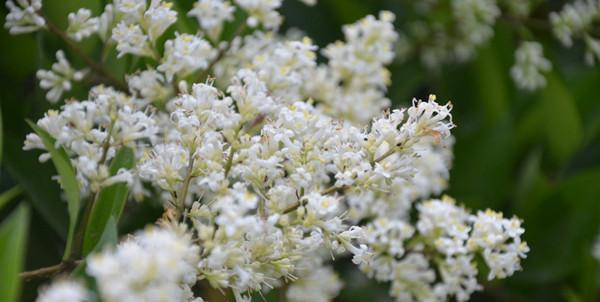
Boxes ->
[10,0,530,301]
[550,0,600,65]
[24,86,157,196]
[393,0,600,91]
[87,227,201,302]
[510,41,552,91]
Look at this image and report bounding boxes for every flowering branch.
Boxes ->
[42,15,127,91]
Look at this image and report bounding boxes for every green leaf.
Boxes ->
[72,216,118,279]
[3,134,68,238]
[0,204,30,302]
[26,120,81,261]
[0,185,23,211]
[541,73,583,163]
[82,147,134,255]
[0,104,3,170]
[473,43,509,125]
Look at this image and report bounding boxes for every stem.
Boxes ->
[19,260,81,282]
[69,121,115,260]
[43,16,127,91]
[223,148,235,177]
[175,152,196,220]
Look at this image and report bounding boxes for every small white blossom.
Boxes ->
[286,266,342,302]
[67,8,99,41]
[144,0,178,42]
[87,227,200,302]
[158,33,216,81]
[235,0,282,29]
[36,280,90,302]
[4,0,45,34]
[36,50,87,103]
[188,0,235,39]
[305,192,339,217]
[550,0,600,47]
[510,41,552,91]
[112,22,154,58]
[128,69,170,102]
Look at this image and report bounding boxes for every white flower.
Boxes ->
[188,0,235,39]
[468,210,529,280]
[87,227,200,302]
[593,233,600,261]
[144,0,178,42]
[114,0,147,22]
[97,4,116,41]
[36,280,90,302]
[227,69,277,121]
[550,0,599,47]
[128,69,170,102]
[389,254,436,302]
[452,0,500,49]
[235,0,282,29]
[286,266,342,302]
[4,0,45,34]
[67,8,99,41]
[139,143,189,191]
[112,22,154,58]
[305,192,339,217]
[510,41,552,91]
[297,0,317,5]
[158,33,216,81]
[36,50,87,103]
[417,197,470,256]
[584,35,600,66]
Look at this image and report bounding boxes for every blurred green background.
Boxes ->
[1,0,600,301]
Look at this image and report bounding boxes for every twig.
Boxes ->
[19,260,82,282]
[175,153,196,220]
[43,16,127,91]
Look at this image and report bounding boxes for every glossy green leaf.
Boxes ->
[0,104,3,170]
[473,43,509,125]
[541,73,583,163]
[0,204,30,302]
[82,147,134,255]
[72,216,118,279]
[0,185,23,211]
[3,134,68,238]
[27,120,80,260]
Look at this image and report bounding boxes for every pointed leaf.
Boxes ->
[82,147,133,255]
[26,120,81,260]
[541,73,583,163]
[0,185,23,211]
[0,204,30,302]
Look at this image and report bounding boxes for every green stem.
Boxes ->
[175,152,196,220]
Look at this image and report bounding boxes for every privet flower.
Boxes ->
[24,86,158,194]
[550,0,599,48]
[36,50,87,103]
[510,41,552,91]
[67,8,99,41]
[20,1,530,302]
[158,33,216,81]
[87,227,201,302]
[188,0,235,39]
[4,0,45,34]
[36,280,91,302]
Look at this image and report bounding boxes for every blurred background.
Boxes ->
[1,0,600,301]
